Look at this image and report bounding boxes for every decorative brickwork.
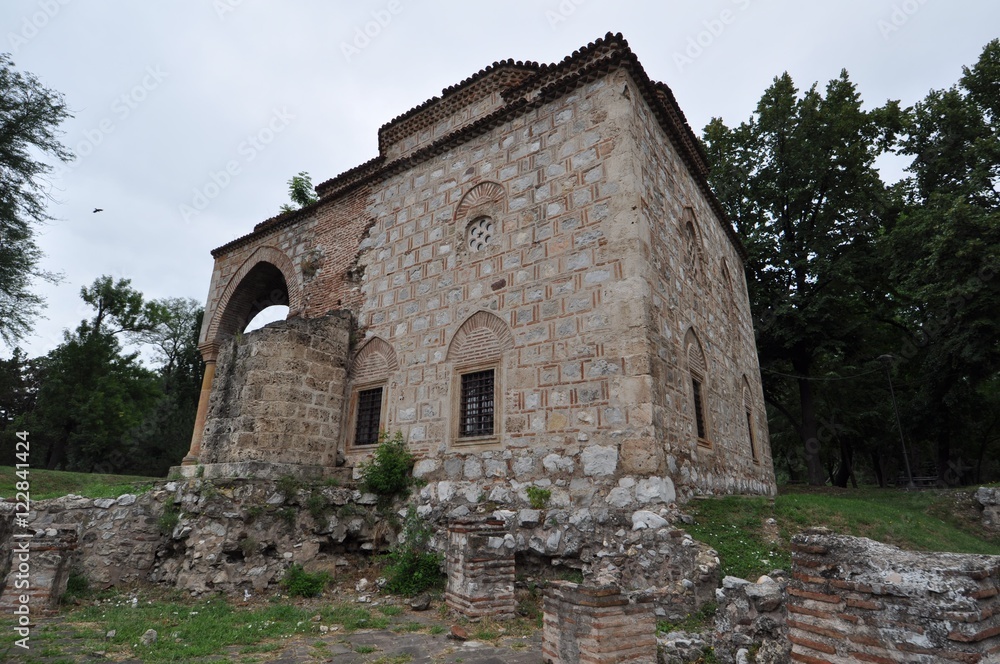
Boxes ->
[444,518,516,619]
[789,530,1000,663]
[542,581,656,664]
[187,33,775,500]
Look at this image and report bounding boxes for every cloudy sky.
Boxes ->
[4,0,998,361]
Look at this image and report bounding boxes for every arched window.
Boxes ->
[446,311,513,444]
[348,337,398,448]
[681,207,704,283]
[685,329,711,448]
[743,377,759,463]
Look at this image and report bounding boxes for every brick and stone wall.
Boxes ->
[193,35,775,502]
[199,314,351,470]
[542,581,657,664]
[444,518,516,619]
[789,529,1000,663]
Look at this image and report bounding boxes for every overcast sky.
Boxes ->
[4,0,998,361]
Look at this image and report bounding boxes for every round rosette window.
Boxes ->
[466,216,495,252]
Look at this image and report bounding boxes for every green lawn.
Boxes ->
[685,486,1000,581]
[0,466,162,500]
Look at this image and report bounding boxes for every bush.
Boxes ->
[358,431,415,497]
[383,506,443,597]
[281,563,331,598]
[526,486,551,509]
[158,502,180,535]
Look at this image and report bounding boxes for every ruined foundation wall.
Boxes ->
[789,530,1000,663]
[200,314,351,469]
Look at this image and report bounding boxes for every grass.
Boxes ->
[685,486,1000,581]
[0,466,161,500]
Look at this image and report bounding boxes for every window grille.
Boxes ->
[354,387,383,446]
[692,378,707,440]
[460,369,494,437]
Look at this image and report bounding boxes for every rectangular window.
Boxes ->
[354,387,383,447]
[692,377,707,440]
[460,369,494,438]
[747,410,758,462]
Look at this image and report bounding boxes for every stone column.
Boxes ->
[444,518,516,619]
[542,581,656,664]
[181,343,218,466]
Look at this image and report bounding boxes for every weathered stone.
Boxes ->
[581,445,618,477]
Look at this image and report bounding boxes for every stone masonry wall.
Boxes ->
[200,314,351,469]
[789,529,1000,663]
[195,37,776,503]
[630,75,774,498]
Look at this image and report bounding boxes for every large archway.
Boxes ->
[202,246,302,352]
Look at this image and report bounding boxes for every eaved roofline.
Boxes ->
[211,33,746,262]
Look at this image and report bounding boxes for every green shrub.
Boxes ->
[383,506,443,597]
[281,563,331,597]
[358,431,415,497]
[526,486,551,509]
[307,491,328,522]
[158,502,180,535]
[276,475,301,501]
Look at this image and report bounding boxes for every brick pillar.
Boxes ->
[182,343,218,466]
[542,581,656,664]
[0,526,79,615]
[444,518,516,619]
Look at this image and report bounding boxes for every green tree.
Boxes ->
[703,71,900,485]
[279,171,318,212]
[0,54,70,345]
[25,277,165,470]
[886,39,1000,482]
[122,300,204,475]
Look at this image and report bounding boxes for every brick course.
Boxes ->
[190,34,775,501]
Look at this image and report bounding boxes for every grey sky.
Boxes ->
[3,0,998,360]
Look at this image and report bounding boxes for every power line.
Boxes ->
[761,367,883,382]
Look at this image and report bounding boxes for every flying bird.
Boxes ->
[93,208,103,213]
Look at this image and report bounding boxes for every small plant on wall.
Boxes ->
[526,485,551,509]
[358,431,415,498]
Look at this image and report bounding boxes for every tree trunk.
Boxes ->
[833,436,853,488]
[794,352,824,485]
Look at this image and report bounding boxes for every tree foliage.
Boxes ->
[0,54,70,345]
[703,70,900,485]
[279,171,318,213]
[7,277,204,474]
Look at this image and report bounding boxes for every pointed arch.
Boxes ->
[351,336,399,383]
[743,375,759,463]
[454,182,507,256]
[454,181,506,222]
[681,206,704,282]
[684,327,710,446]
[203,246,302,350]
[446,311,514,365]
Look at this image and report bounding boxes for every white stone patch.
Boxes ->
[542,453,574,474]
[581,445,618,477]
[632,511,669,530]
[605,487,633,508]
[635,477,676,505]
[412,458,440,478]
